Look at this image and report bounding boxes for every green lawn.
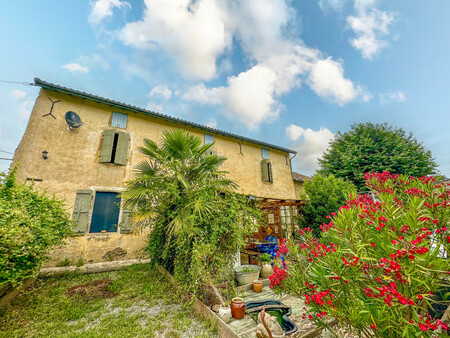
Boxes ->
[0,264,218,337]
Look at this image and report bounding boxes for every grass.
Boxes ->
[0,264,218,337]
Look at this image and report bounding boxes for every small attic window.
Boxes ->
[205,134,214,145]
[111,112,128,129]
[262,148,269,159]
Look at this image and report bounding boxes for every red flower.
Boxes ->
[370,242,375,247]
[370,324,377,330]
[419,323,427,332]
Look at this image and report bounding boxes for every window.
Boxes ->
[99,130,130,165]
[261,159,272,183]
[280,206,291,226]
[89,192,120,233]
[111,112,128,129]
[262,148,269,159]
[280,206,298,238]
[71,190,134,235]
[205,133,214,145]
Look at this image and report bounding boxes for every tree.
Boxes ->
[298,174,356,236]
[122,129,260,294]
[318,123,438,189]
[0,168,73,287]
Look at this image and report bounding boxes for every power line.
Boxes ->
[0,80,34,86]
[0,150,13,155]
[0,158,13,161]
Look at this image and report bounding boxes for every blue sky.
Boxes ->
[1,0,449,176]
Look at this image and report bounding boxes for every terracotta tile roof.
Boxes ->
[292,172,312,182]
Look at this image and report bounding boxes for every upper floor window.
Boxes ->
[205,133,214,145]
[111,112,128,129]
[99,130,130,165]
[262,148,269,159]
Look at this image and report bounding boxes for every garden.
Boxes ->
[1,125,449,337]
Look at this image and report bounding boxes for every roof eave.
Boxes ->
[34,78,297,154]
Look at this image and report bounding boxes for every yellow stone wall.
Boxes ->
[12,89,297,265]
[293,180,305,199]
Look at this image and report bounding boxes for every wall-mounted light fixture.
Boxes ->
[42,150,48,160]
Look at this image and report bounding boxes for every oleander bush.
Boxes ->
[0,168,73,287]
[273,172,450,336]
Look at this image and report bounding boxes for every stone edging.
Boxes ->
[0,259,152,308]
[39,258,152,277]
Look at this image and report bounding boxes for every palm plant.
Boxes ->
[122,129,236,234]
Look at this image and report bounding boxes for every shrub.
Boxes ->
[298,174,356,236]
[123,130,260,296]
[274,172,450,336]
[0,168,73,287]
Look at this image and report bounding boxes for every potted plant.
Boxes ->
[259,253,274,279]
[233,265,261,285]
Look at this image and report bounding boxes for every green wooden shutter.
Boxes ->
[99,130,115,163]
[268,161,273,183]
[261,159,269,182]
[120,209,133,234]
[72,190,92,235]
[114,131,130,165]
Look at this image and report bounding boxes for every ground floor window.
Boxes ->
[89,192,120,233]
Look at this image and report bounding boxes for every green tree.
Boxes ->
[122,129,260,294]
[318,123,438,189]
[298,174,356,235]
[0,168,73,287]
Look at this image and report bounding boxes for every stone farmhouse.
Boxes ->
[12,78,306,265]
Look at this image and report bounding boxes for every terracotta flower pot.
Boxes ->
[253,280,263,293]
[230,297,246,319]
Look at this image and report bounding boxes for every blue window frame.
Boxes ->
[262,148,269,159]
[89,192,120,233]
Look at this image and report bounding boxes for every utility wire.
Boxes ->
[0,150,13,155]
[0,80,34,86]
[0,158,13,161]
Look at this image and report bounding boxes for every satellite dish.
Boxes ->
[65,111,83,130]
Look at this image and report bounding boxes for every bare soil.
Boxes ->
[66,278,116,300]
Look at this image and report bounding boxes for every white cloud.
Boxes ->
[149,85,172,100]
[347,1,396,59]
[318,0,349,11]
[18,99,34,120]
[120,0,232,81]
[286,124,335,175]
[89,0,131,25]
[205,118,217,128]
[379,91,406,104]
[308,57,366,105]
[146,101,163,112]
[63,63,90,73]
[117,0,369,129]
[182,83,223,105]
[10,90,27,100]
